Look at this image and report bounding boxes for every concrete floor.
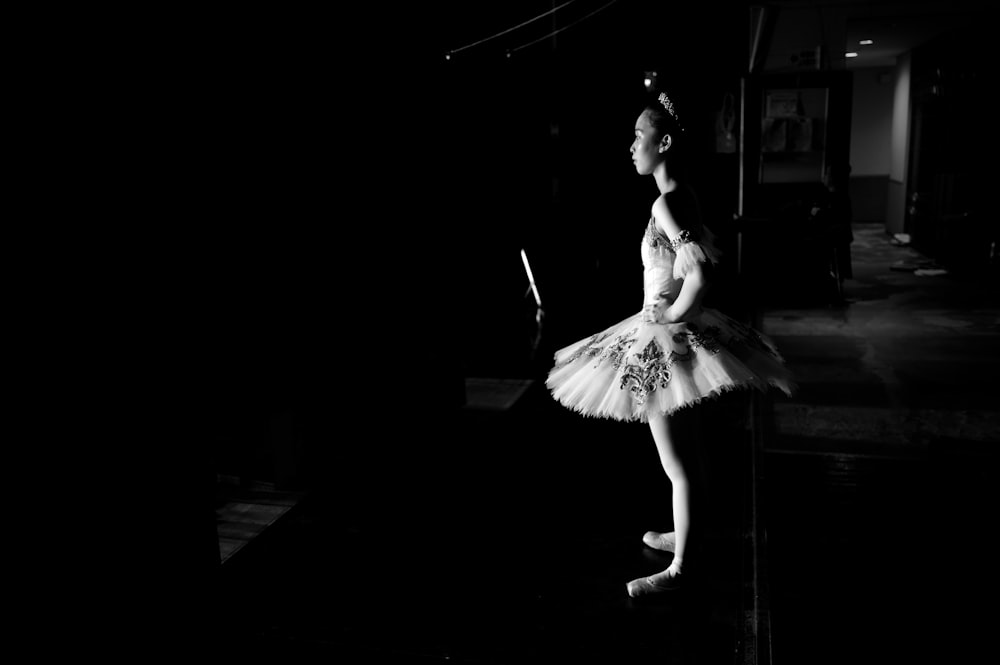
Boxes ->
[758,223,999,664]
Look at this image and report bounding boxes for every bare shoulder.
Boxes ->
[651,193,685,239]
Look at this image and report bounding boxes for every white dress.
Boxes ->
[546,213,794,422]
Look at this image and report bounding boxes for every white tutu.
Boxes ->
[546,215,794,422]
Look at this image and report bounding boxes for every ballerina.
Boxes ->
[546,90,795,596]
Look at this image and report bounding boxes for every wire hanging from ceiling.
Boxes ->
[445,0,579,59]
[507,0,620,56]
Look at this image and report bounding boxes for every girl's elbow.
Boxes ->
[687,263,706,284]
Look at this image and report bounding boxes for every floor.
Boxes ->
[758,223,999,664]
[202,223,998,664]
[210,381,754,664]
[215,475,304,564]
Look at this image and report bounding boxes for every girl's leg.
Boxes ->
[627,411,693,596]
[642,407,705,553]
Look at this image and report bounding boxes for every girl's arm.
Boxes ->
[664,262,707,322]
[643,195,711,324]
[642,261,708,324]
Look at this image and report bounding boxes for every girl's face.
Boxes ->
[630,111,668,175]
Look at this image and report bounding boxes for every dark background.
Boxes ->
[135,1,755,462]
[111,0,756,637]
[66,3,994,657]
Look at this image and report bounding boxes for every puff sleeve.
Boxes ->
[670,228,722,280]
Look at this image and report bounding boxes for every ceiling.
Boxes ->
[766,0,986,70]
[842,5,982,69]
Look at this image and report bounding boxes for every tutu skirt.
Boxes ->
[546,307,795,422]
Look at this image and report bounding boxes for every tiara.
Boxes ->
[658,92,679,123]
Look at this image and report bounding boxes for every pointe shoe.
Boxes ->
[642,530,676,552]
[626,566,683,597]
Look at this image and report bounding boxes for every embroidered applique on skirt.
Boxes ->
[546,308,794,422]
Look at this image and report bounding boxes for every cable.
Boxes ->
[446,0,578,58]
[508,0,620,55]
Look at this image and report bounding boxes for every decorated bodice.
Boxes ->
[640,218,719,307]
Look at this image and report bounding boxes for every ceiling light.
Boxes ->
[845,52,859,58]
[859,39,874,45]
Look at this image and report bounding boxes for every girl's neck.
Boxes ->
[653,163,676,195]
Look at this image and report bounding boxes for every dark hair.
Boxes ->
[641,90,688,174]
[643,90,685,138]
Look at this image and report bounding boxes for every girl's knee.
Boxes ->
[659,460,689,484]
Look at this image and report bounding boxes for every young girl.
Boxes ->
[546,92,794,596]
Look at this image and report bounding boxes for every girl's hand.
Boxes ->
[642,300,675,324]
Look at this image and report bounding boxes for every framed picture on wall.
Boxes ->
[765,91,800,118]
[759,87,828,183]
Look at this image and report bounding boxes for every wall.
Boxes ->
[850,69,893,176]
[886,52,912,235]
[848,68,894,223]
